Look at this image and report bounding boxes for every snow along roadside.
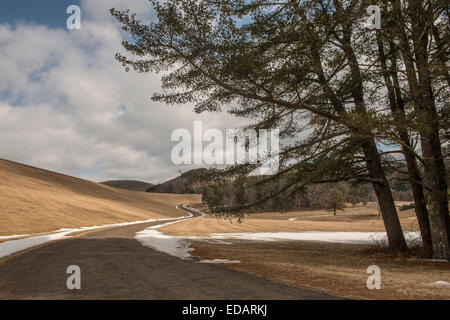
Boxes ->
[135,205,241,264]
[0,207,192,259]
[207,231,421,246]
[135,211,422,263]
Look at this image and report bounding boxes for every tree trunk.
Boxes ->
[335,13,407,251]
[421,125,450,260]
[394,0,450,259]
[410,0,450,260]
[402,141,434,256]
[402,142,434,256]
[362,139,408,251]
[376,32,433,257]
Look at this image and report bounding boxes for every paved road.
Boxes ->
[0,205,341,299]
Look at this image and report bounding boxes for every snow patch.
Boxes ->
[0,218,170,259]
[190,238,233,245]
[0,230,73,259]
[0,205,191,259]
[134,210,422,263]
[208,231,421,246]
[199,259,241,264]
[425,281,450,288]
[0,234,32,240]
[135,206,201,260]
[136,228,194,259]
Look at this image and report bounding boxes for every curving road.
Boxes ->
[0,205,341,299]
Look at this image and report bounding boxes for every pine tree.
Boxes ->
[110,0,430,252]
[328,188,346,216]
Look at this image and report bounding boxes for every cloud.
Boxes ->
[0,0,246,182]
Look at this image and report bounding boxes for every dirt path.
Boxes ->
[0,205,342,299]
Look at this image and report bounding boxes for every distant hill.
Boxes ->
[101,180,153,192]
[146,168,211,194]
[0,158,200,235]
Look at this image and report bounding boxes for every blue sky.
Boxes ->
[0,1,81,28]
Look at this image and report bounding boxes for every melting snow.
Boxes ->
[0,234,31,240]
[0,207,193,259]
[0,230,74,259]
[425,281,450,288]
[208,231,421,246]
[135,213,201,260]
[199,259,241,264]
[135,212,422,263]
[136,228,194,259]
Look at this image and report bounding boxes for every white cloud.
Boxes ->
[0,0,246,183]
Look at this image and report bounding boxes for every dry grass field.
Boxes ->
[161,204,450,299]
[190,240,450,299]
[0,158,200,236]
[161,203,420,236]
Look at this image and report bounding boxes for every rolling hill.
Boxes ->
[146,168,211,194]
[0,158,200,236]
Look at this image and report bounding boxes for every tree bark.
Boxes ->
[393,0,450,259]
[409,0,450,260]
[376,32,433,257]
[362,139,408,251]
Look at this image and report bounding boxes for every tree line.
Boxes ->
[202,178,369,213]
[202,171,418,212]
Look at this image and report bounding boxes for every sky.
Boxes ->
[0,0,245,183]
